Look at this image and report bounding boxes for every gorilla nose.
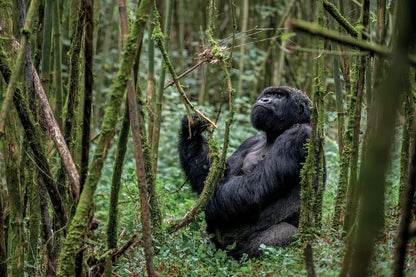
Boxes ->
[260,97,271,103]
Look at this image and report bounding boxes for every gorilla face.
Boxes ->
[250,86,312,137]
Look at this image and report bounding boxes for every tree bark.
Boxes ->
[119,0,156,274]
[80,0,94,191]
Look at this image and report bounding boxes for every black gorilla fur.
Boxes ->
[178,86,321,258]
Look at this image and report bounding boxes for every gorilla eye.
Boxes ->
[275,93,284,99]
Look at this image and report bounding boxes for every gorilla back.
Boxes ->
[178,86,323,259]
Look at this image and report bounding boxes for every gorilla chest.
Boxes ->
[242,142,272,174]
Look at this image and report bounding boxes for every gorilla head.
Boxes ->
[250,86,312,139]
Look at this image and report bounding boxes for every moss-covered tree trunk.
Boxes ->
[57,0,152,275]
[79,0,94,192]
[5,115,24,277]
[52,0,63,127]
[398,76,415,203]
[343,0,370,234]
[0,2,12,274]
[105,104,130,276]
[120,0,156,273]
[24,146,41,276]
[151,0,173,177]
[393,76,416,277]
[0,181,6,277]
[40,0,53,97]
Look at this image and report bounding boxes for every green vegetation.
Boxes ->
[0,0,415,276]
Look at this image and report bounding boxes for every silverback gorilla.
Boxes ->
[178,86,320,258]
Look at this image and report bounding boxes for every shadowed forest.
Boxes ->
[0,0,416,276]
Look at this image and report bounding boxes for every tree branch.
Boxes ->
[286,19,416,66]
[323,0,359,37]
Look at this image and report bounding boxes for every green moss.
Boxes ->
[0,45,12,82]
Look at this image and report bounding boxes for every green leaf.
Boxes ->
[281,32,295,41]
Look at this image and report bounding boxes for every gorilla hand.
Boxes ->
[180,114,210,139]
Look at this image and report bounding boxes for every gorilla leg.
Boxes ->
[230,222,298,258]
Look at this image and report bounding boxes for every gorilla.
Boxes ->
[178,86,322,259]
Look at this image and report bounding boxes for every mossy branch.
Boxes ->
[323,0,359,37]
[287,19,416,66]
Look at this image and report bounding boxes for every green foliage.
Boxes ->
[89,106,415,276]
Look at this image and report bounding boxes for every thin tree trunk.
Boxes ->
[329,2,345,229]
[57,1,152,275]
[105,104,130,276]
[398,78,415,203]
[152,0,174,177]
[0,175,6,277]
[52,0,63,127]
[38,175,58,276]
[5,116,24,277]
[127,64,157,277]
[41,0,53,95]
[80,0,94,191]
[236,0,248,102]
[298,0,326,275]
[64,0,84,155]
[393,82,416,277]
[343,0,369,234]
[119,1,156,274]
[93,1,117,129]
[147,12,156,147]
[25,155,40,276]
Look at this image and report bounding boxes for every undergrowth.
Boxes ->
[92,103,416,276]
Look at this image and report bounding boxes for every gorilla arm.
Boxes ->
[178,115,211,194]
[205,124,311,224]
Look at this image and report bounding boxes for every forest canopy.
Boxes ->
[0,0,415,276]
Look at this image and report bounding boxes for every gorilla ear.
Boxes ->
[298,101,311,123]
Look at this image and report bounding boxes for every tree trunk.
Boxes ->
[52,0,63,127]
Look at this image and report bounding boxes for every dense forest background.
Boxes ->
[0,0,415,276]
